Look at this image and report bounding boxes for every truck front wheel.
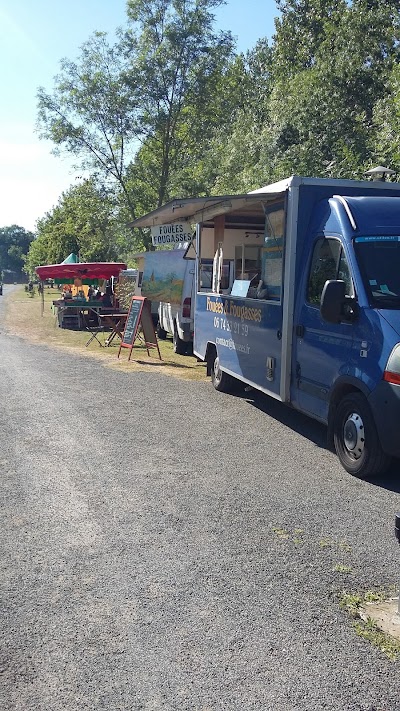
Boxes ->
[211,353,235,393]
[333,392,391,478]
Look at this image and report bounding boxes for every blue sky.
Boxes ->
[0,0,279,231]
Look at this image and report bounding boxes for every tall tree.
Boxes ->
[251,0,400,181]
[37,32,140,218]
[0,226,35,281]
[24,180,135,277]
[211,39,274,193]
[36,0,236,241]
[122,0,236,209]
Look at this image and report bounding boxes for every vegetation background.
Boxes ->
[1,0,400,279]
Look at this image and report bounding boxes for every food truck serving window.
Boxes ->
[261,202,285,301]
[235,245,262,282]
[200,259,231,291]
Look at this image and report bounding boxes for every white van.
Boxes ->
[156,259,195,354]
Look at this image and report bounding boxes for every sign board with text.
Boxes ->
[151,223,193,247]
[118,296,161,361]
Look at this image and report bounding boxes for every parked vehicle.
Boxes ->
[132,174,400,478]
[156,256,195,355]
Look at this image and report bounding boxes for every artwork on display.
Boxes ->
[141,249,187,304]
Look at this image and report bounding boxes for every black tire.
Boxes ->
[173,325,188,355]
[156,322,167,340]
[333,392,391,478]
[210,352,235,393]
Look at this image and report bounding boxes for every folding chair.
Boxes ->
[82,310,106,347]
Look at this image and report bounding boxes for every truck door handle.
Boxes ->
[296,324,305,337]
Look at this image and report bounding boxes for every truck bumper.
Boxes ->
[368,381,400,458]
[178,322,193,343]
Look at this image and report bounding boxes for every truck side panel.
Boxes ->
[195,293,284,399]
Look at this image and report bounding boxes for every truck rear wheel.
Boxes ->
[211,353,235,393]
[333,392,391,478]
[173,324,188,355]
[156,322,167,340]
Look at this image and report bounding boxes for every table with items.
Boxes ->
[96,311,129,346]
[53,299,106,329]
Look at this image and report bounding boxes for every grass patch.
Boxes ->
[3,286,207,382]
[333,564,352,574]
[353,618,400,661]
[319,538,352,553]
[271,526,304,544]
[339,589,391,616]
[339,587,400,660]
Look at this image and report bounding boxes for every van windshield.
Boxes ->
[354,236,400,308]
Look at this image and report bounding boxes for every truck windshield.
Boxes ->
[354,236,400,308]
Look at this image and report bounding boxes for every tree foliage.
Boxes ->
[37,32,140,218]
[24,180,136,278]
[123,0,236,207]
[27,0,400,269]
[0,226,35,281]
[219,0,400,188]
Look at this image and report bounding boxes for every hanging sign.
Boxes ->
[151,222,193,247]
[118,296,161,361]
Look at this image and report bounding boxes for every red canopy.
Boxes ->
[35,262,127,281]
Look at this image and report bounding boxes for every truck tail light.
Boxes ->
[383,371,400,385]
[182,297,191,318]
[384,344,400,384]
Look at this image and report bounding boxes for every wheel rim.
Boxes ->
[343,411,365,460]
[213,356,222,385]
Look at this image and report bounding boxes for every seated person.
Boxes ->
[100,286,113,308]
[63,287,73,300]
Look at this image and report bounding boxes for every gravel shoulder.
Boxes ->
[1,285,400,710]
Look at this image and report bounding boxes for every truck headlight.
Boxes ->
[384,344,400,385]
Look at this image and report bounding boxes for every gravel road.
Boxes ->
[1,285,400,711]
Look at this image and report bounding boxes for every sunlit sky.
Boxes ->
[0,0,279,232]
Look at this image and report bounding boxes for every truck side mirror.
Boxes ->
[320,280,359,324]
[320,280,345,323]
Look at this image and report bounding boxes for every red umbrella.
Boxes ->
[35,262,127,281]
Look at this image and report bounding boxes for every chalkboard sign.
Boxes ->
[118,296,161,361]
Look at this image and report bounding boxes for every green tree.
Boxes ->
[24,180,136,276]
[272,0,347,81]
[211,39,274,193]
[37,32,140,219]
[248,0,400,182]
[36,0,236,243]
[373,63,400,174]
[123,0,235,208]
[0,226,35,281]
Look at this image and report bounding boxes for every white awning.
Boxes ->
[130,191,287,228]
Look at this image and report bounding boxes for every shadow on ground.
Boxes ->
[234,387,400,493]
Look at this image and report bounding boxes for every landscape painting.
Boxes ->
[141,249,186,304]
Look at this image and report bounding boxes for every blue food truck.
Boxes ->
[132,175,400,478]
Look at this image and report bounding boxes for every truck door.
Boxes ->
[293,237,354,420]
